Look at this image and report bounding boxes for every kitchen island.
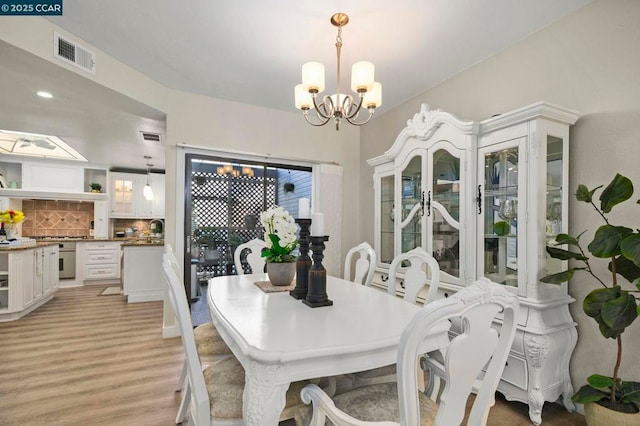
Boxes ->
[0,242,59,321]
[121,241,164,303]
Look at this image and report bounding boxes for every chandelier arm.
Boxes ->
[343,108,376,126]
[311,94,333,120]
[343,93,365,120]
[303,110,332,127]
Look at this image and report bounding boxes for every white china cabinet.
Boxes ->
[368,102,579,425]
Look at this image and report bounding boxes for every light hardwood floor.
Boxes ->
[0,286,586,425]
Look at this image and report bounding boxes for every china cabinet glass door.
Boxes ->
[545,136,565,277]
[112,175,134,216]
[379,173,395,265]
[398,154,423,255]
[429,147,462,281]
[478,138,526,292]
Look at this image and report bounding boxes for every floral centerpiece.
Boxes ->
[259,206,298,285]
[0,209,25,239]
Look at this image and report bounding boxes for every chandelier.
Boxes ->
[294,13,382,131]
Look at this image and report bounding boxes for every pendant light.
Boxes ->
[143,155,154,201]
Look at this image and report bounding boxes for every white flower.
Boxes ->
[260,205,299,262]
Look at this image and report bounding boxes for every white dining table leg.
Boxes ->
[242,370,289,426]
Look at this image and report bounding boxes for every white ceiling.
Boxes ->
[1,0,592,170]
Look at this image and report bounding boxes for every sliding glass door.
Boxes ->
[183,154,312,301]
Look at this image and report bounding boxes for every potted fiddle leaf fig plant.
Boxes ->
[542,173,640,423]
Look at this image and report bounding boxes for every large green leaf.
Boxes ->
[576,184,601,203]
[546,246,587,261]
[621,234,640,267]
[601,291,638,330]
[588,225,634,258]
[620,381,640,408]
[610,255,640,284]
[600,174,633,213]
[599,322,622,339]
[584,287,621,320]
[587,374,615,390]
[572,384,609,404]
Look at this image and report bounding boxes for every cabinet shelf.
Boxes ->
[484,186,519,197]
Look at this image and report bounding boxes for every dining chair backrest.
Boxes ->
[164,244,180,274]
[343,242,376,287]
[388,247,441,305]
[395,278,519,425]
[233,238,267,274]
[162,257,211,425]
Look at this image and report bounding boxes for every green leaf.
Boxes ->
[576,184,601,203]
[600,174,633,213]
[553,233,581,246]
[584,287,621,317]
[546,246,588,261]
[620,381,640,407]
[541,269,580,284]
[621,234,640,268]
[599,322,622,339]
[610,255,640,284]
[572,384,609,404]
[494,221,510,236]
[601,291,638,331]
[587,374,615,390]
[636,279,640,291]
[588,225,634,258]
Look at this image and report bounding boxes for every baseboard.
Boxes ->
[163,323,180,338]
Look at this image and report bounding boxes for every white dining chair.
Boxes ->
[233,238,267,275]
[162,257,325,425]
[298,278,519,426]
[343,242,376,287]
[352,247,441,388]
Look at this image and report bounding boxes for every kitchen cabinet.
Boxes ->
[368,102,579,425]
[122,244,163,303]
[0,244,59,322]
[79,241,122,284]
[93,200,109,239]
[110,172,164,218]
[0,160,108,201]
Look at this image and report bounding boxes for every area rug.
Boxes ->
[99,286,122,296]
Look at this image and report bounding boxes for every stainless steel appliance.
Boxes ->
[58,241,76,279]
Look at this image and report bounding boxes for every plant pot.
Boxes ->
[266,262,296,286]
[585,402,640,426]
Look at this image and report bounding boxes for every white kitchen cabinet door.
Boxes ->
[93,200,109,239]
[22,161,84,193]
[110,172,154,218]
[149,173,165,218]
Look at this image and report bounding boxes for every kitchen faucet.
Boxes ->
[148,219,164,237]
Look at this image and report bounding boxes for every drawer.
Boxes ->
[500,355,527,390]
[85,251,120,264]
[84,264,120,280]
[85,242,121,251]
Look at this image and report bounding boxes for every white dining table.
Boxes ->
[207,273,444,425]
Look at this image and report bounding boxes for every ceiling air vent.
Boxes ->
[54,32,96,74]
[139,131,162,143]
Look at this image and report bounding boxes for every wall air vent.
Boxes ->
[54,32,96,74]
[139,131,162,143]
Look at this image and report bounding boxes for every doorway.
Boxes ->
[183,154,312,303]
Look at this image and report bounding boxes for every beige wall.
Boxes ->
[361,0,640,394]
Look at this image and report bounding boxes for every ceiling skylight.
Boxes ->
[0,129,87,161]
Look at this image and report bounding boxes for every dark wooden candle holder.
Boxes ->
[303,235,333,308]
[290,218,312,300]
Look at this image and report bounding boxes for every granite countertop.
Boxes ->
[121,240,164,247]
[0,241,60,251]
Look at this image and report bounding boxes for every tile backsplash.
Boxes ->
[22,200,94,237]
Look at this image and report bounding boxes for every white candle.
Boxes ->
[298,198,311,219]
[311,213,325,236]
